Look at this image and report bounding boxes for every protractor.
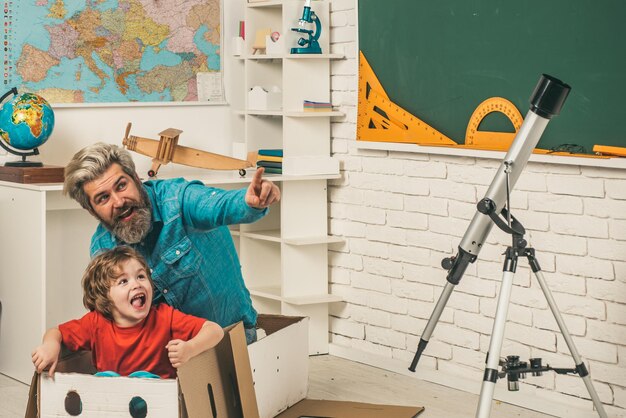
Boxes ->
[465,97,523,151]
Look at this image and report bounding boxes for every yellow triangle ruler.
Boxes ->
[357,51,457,146]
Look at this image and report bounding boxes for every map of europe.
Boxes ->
[3,0,222,104]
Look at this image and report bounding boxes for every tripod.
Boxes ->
[408,75,608,418]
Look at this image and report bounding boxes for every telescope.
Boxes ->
[408,74,608,417]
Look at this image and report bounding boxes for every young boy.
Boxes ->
[31,246,224,378]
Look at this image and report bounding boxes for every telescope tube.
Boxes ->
[446,75,570,284]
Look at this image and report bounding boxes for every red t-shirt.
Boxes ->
[59,304,206,378]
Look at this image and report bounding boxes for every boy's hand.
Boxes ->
[31,341,61,378]
[167,321,224,368]
[166,339,192,368]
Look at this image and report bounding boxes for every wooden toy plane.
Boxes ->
[122,123,257,178]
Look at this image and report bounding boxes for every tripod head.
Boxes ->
[443,75,570,285]
[500,355,582,392]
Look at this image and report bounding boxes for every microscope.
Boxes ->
[291,0,322,54]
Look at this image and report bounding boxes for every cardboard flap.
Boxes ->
[55,350,96,374]
[275,399,424,418]
[24,373,39,418]
[229,323,260,418]
[250,315,309,418]
[257,314,304,337]
[177,322,260,418]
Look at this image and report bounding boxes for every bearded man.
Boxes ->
[63,143,280,344]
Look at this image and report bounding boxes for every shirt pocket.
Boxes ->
[160,236,201,280]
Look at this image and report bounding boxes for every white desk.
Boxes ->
[0,181,96,384]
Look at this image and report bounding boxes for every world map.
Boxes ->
[3,0,223,104]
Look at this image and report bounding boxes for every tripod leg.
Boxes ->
[527,251,608,417]
[410,246,477,371]
[476,267,516,418]
[409,282,455,371]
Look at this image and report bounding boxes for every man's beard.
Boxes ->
[104,185,152,244]
[112,204,152,244]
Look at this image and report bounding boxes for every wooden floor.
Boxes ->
[0,355,551,417]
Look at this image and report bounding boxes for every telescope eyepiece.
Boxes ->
[529,74,571,119]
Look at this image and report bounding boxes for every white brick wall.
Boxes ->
[327,1,626,414]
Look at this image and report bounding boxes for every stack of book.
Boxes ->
[303,100,332,112]
[256,149,283,174]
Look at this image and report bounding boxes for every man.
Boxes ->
[64,142,280,343]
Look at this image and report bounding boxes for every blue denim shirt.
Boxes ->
[90,178,266,329]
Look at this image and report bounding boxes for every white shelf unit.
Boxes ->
[229,0,343,354]
[0,181,97,384]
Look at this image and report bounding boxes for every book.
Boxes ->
[303,100,332,112]
[257,161,282,169]
[262,167,283,174]
[258,149,283,157]
[303,107,334,112]
[303,100,332,106]
[256,155,282,163]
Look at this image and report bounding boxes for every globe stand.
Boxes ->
[0,142,43,167]
[0,138,63,183]
[5,160,43,167]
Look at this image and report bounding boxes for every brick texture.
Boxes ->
[326,3,625,414]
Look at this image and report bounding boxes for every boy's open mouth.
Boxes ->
[131,293,147,309]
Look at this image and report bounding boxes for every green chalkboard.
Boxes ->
[358,0,626,153]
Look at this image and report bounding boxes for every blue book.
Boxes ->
[262,167,283,174]
[257,161,282,169]
[258,149,283,157]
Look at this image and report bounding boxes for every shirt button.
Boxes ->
[211,191,216,196]
[175,250,180,255]
[163,289,168,294]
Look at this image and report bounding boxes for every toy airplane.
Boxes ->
[122,122,257,178]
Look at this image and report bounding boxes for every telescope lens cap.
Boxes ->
[529,74,571,119]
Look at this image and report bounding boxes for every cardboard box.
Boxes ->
[276,399,424,418]
[25,315,307,418]
[248,315,309,417]
[25,322,251,418]
[25,314,423,418]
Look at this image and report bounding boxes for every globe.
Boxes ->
[0,87,55,166]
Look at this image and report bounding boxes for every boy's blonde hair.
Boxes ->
[82,246,153,321]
